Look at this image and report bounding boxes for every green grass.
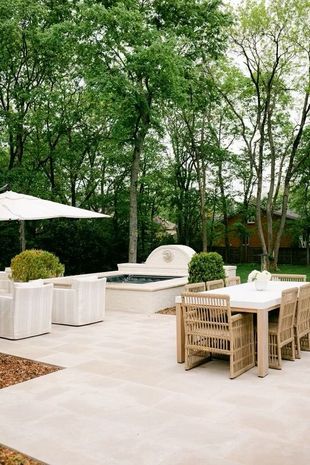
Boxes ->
[236,263,310,283]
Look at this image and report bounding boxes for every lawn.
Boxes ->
[236,263,310,283]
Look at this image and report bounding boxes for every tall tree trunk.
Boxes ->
[256,176,269,269]
[197,167,207,251]
[128,120,149,263]
[8,131,15,170]
[129,140,141,263]
[218,163,229,262]
[272,183,290,268]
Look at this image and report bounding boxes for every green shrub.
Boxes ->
[188,252,225,283]
[11,249,65,282]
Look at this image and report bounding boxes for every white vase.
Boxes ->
[254,279,268,291]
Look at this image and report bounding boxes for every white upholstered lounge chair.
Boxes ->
[0,282,53,339]
[52,277,106,326]
[0,270,12,293]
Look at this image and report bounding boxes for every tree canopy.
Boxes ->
[0,0,309,271]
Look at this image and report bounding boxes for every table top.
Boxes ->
[202,281,305,310]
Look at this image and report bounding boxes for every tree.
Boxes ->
[166,66,238,255]
[166,110,201,246]
[290,130,310,264]
[78,0,229,261]
[0,0,75,172]
[217,0,310,269]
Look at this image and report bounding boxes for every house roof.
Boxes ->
[228,207,300,221]
[153,216,177,235]
[273,209,300,220]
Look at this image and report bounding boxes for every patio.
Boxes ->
[0,309,310,465]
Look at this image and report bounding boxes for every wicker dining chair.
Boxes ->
[225,276,241,287]
[270,273,306,282]
[268,287,298,369]
[184,282,206,293]
[206,279,225,291]
[181,292,255,379]
[294,283,310,358]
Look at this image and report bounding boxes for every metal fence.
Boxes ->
[212,247,309,265]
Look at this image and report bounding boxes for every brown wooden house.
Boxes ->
[214,210,302,263]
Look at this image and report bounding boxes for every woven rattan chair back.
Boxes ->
[206,279,225,291]
[182,292,231,335]
[225,276,241,287]
[295,283,310,357]
[184,282,206,293]
[268,287,298,369]
[271,273,306,282]
[181,292,254,378]
[278,287,298,344]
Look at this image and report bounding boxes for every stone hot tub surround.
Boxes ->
[104,245,195,313]
[45,245,236,314]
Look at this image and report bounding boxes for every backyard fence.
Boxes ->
[212,247,309,265]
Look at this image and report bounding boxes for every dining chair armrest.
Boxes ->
[231,313,253,331]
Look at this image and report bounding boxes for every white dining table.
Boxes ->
[176,281,305,377]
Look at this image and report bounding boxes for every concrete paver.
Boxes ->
[1,310,310,465]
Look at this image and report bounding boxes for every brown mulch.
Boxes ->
[156,306,176,315]
[0,444,47,465]
[0,353,61,464]
[0,353,62,389]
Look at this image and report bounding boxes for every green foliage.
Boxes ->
[0,0,231,265]
[188,252,225,283]
[11,249,64,282]
[35,218,126,275]
[0,222,20,270]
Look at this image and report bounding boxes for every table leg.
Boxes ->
[256,310,269,377]
[176,302,185,363]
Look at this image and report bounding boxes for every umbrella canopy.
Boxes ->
[0,190,110,251]
[0,191,110,220]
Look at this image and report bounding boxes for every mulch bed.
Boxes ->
[0,353,62,465]
[0,444,47,465]
[156,306,176,315]
[0,353,62,389]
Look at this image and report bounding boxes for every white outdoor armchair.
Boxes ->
[0,270,12,293]
[52,277,106,326]
[0,283,53,340]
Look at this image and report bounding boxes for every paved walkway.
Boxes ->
[0,310,310,465]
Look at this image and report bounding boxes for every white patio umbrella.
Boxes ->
[0,190,110,250]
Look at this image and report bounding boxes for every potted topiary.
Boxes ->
[10,249,64,282]
[188,252,225,283]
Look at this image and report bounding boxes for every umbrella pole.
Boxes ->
[19,220,26,251]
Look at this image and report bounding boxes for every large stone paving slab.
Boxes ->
[0,310,310,465]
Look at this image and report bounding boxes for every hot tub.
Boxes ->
[45,245,236,314]
[105,274,181,284]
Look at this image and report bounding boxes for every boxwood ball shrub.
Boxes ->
[188,252,225,283]
[11,249,65,282]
